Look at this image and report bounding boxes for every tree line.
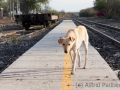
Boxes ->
[0,0,76,19]
[0,0,49,15]
[79,0,120,19]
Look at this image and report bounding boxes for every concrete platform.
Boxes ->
[0,20,120,90]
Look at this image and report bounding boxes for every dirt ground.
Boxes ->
[0,18,16,26]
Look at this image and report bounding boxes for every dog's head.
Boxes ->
[58,37,75,54]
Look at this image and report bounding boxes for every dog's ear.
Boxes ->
[58,38,63,44]
[69,37,75,42]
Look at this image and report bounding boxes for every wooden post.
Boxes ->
[12,1,14,19]
[10,0,12,19]
[0,8,3,19]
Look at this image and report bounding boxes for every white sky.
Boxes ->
[49,0,95,12]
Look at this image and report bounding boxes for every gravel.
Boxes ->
[0,25,24,31]
[0,61,4,68]
[80,17,120,28]
[87,30,120,70]
[79,20,120,42]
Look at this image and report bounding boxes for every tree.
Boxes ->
[79,8,97,17]
[19,0,49,14]
[0,0,9,16]
[94,0,120,13]
[94,0,107,11]
[94,0,120,19]
[106,0,120,13]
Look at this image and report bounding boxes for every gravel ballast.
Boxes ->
[80,17,120,28]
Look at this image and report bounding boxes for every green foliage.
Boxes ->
[105,12,120,19]
[0,0,4,5]
[106,0,120,13]
[112,14,120,20]
[0,0,75,18]
[19,0,49,14]
[94,0,120,19]
[94,0,107,11]
[11,35,19,44]
[79,8,97,17]
[104,12,112,19]
[0,0,8,16]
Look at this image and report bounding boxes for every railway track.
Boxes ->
[78,18,120,32]
[73,19,120,47]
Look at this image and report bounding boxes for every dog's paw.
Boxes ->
[71,72,74,75]
[75,68,76,71]
[78,64,80,67]
[83,67,86,69]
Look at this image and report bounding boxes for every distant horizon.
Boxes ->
[49,0,94,12]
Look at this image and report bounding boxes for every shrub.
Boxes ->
[11,35,19,44]
[111,13,120,20]
[79,8,97,17]
[94,0,107,11]
[104,12,120,20]
[97,9,107,17]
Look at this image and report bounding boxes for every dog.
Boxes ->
[58,25,89,75]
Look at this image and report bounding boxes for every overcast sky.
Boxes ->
[49,0,95,12]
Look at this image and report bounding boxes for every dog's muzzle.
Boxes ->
[64,50,68,53]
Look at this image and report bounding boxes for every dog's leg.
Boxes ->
[78,49,80,67]
[83,40,88,69]
[69,51,73,64]
[71,51,77,75]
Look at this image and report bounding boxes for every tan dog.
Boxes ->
[58,25,89,75]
